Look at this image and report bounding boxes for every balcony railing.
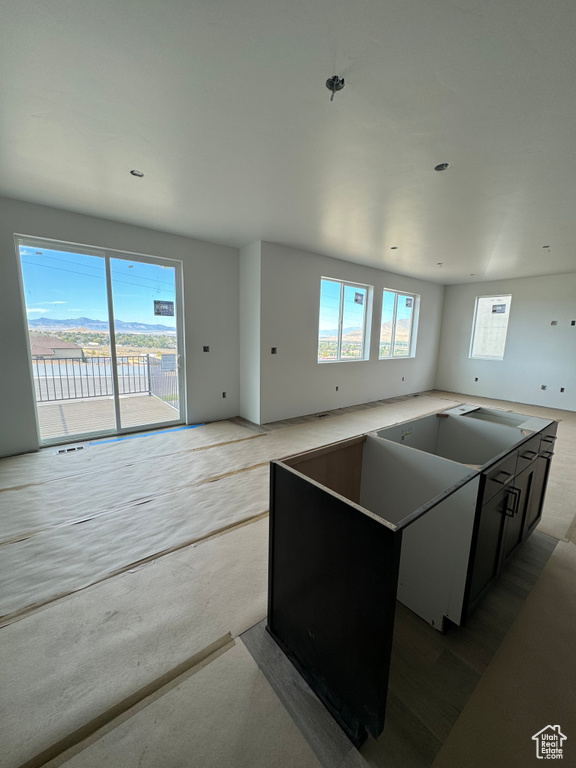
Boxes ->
[32,355,179,411]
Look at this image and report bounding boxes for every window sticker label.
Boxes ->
[471,296,512,359]
[405,298,413,308]
[154,300,174,316]
[161,354,177,372]
[354,292,364,305]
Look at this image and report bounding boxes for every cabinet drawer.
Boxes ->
[540,423,558,458]
[482,450,518,504]
[516,434,542,474]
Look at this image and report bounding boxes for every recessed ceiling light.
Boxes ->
[434,163,450,171]
[390,246,398,250]
[437,262,443,266]
[130,169,144,177]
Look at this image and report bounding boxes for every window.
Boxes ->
[470,295,512,360]
[379,289,418,358]
[318,278,370,362]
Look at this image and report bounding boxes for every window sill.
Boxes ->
[379,355,416,361]
[469,356,504,361]
[318,358,370,364]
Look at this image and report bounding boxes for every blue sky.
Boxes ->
[19,246,176,327]
[319,279,366,331]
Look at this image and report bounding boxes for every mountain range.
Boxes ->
[320,319,410,341]
[28,317,175,333]
[319,326,363,338]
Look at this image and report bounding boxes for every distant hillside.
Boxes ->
[319,326,361,339]
[29,317,175,333]
[380,319,411,341]
[320,319,411,341]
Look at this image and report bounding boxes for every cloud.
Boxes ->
[26,308,48,314]
[46,301,67,305]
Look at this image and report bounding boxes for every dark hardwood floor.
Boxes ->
[242,530,558,768]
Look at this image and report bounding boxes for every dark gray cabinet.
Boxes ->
[464,419,557,619]
[268,432,479,745]
[524,455,550,535]
[526,422,558,536]
[268,453,402,746]
[468,486,508,607]
[501,466,529,560]
[267,405,557,746]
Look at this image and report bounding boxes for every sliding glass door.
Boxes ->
[17,237,184,444]
[109,257,181,431]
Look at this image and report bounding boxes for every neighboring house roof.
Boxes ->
[30,336,83,357]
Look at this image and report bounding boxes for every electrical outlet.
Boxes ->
[561,387,565,393]
[551,320,558,326]
[475,377,479,382]
[541,385,547,390]
[336,386,339,391]
[203,346,209,352]
[222,392,226,398]
[572,320,576,326]
[401,376,405,381]
[271,347,277,354]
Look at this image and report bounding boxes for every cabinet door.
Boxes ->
[468,488,508,608]
[523,456,549,538]
[500,466,533,562]
[522,421,557,540]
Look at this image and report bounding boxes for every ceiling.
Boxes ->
[2,0,576,285]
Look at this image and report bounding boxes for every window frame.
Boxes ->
[317,277,371,363]
[378,288,419,360]
[469,294,512,361]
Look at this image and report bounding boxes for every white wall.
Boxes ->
[239,243,261,424]
[0,196,240,457]
[255,242,445,424]
[436,274,576,411]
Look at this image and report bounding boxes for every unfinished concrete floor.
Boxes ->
[1,391,575,768]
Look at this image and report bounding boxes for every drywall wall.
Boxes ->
[436,274,576,412]
[0,196,240,457]
[257,242,445,424]
[239,243,262,424]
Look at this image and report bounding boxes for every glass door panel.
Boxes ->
[18,243,116,443]
[18,238,184,445]
[109,257,181,430]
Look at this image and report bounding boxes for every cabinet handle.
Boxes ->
[493,470,513,485]
[542,450,554,459]
[542,435,557,443]
[521,450,538,460]
[504,486,521,517]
